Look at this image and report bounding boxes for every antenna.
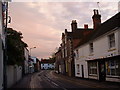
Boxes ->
[97,2,101,14]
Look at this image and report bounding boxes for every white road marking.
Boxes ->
[51,81,59,87]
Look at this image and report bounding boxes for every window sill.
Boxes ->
[107,48,116,52]
[89,74,97,76]
[106,75,120,78]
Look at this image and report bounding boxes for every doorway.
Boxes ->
[81,65,84,78]
[98,61,106,81]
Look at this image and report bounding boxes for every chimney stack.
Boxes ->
[92,9,101,30]
[71,20,77,32]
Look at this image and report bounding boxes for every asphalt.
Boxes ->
[8,70,120,89]
[51,71,120,88]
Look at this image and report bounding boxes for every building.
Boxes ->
[24,47,29,74]
[61,19,93,77]
[31,57,40,72]
[55,47,65,74]
[28,57,34,73]
[41,59,55,70]
[74,10,120,82]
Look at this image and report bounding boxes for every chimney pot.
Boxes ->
[84,24,88,29]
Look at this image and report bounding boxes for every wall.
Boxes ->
[41,63,55,70]
[24,48,29,74]
[74,29,120,80]
[0,2,3,90]
[7,65,22,88]
[0,38,3,90]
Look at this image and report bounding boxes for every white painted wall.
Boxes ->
[24,48,29,74]
[7,65,22,88]
[0,2,3,90]
[41,63,55,70]
[31,57,37,64]
[74,28,120,80]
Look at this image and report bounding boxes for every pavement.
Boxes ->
[8,70,120,89]
[9,73,33,88]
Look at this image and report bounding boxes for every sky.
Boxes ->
[8,1,118,59]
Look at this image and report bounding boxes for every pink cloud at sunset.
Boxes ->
[8,2,118,59]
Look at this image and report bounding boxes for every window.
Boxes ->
[88,62,97,75]
[76,49,79,60]
[106,60,119,76]
[89,43,94,53]
[65,47,67,57]
[108,33,115,49]
[77,64,80,74]
[62,49,64,58]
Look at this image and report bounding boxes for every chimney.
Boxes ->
[65,29,67,33]
[92,9,101,30]
[84,24,88,29]
[71,20,77,32]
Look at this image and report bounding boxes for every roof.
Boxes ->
[90,12,120,41]
[65,28,93,39]
[75,12,120,49]
[40,59,55,63]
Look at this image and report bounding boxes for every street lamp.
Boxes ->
[30,47,36,57]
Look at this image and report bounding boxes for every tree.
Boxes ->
[6,28,28,65]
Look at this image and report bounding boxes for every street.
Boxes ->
[11,70,120,89]
[29,70,86,89]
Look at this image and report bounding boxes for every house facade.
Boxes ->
[60,19,93,77]
[24,47,29,74]
[74,10,120,82]
[55,47,66,74]
[41,59,55,70]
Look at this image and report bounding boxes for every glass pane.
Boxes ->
[111,69,115,75]
[116,68,120,76]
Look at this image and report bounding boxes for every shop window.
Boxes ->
[88,62,97,75]
[106,60,119,76]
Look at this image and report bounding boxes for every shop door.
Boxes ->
[99,61,106,81]
[81,65,84,78]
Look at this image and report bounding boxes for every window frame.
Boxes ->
[108,33,115,49]
[89,42,94,54]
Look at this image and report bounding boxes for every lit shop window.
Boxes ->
[88,62,97,75]
[106,60,119,76]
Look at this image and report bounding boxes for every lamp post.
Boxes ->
[30,47,36,57]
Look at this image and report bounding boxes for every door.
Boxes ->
[81,65,84,78]
[98,61,106,81]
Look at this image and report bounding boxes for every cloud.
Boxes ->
[9,2,118,58]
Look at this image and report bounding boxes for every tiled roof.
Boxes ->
[40,59,55,63]
[75,12,120,49]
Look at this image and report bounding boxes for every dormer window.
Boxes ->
[108,33,115,49]
[89,43,94,53]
